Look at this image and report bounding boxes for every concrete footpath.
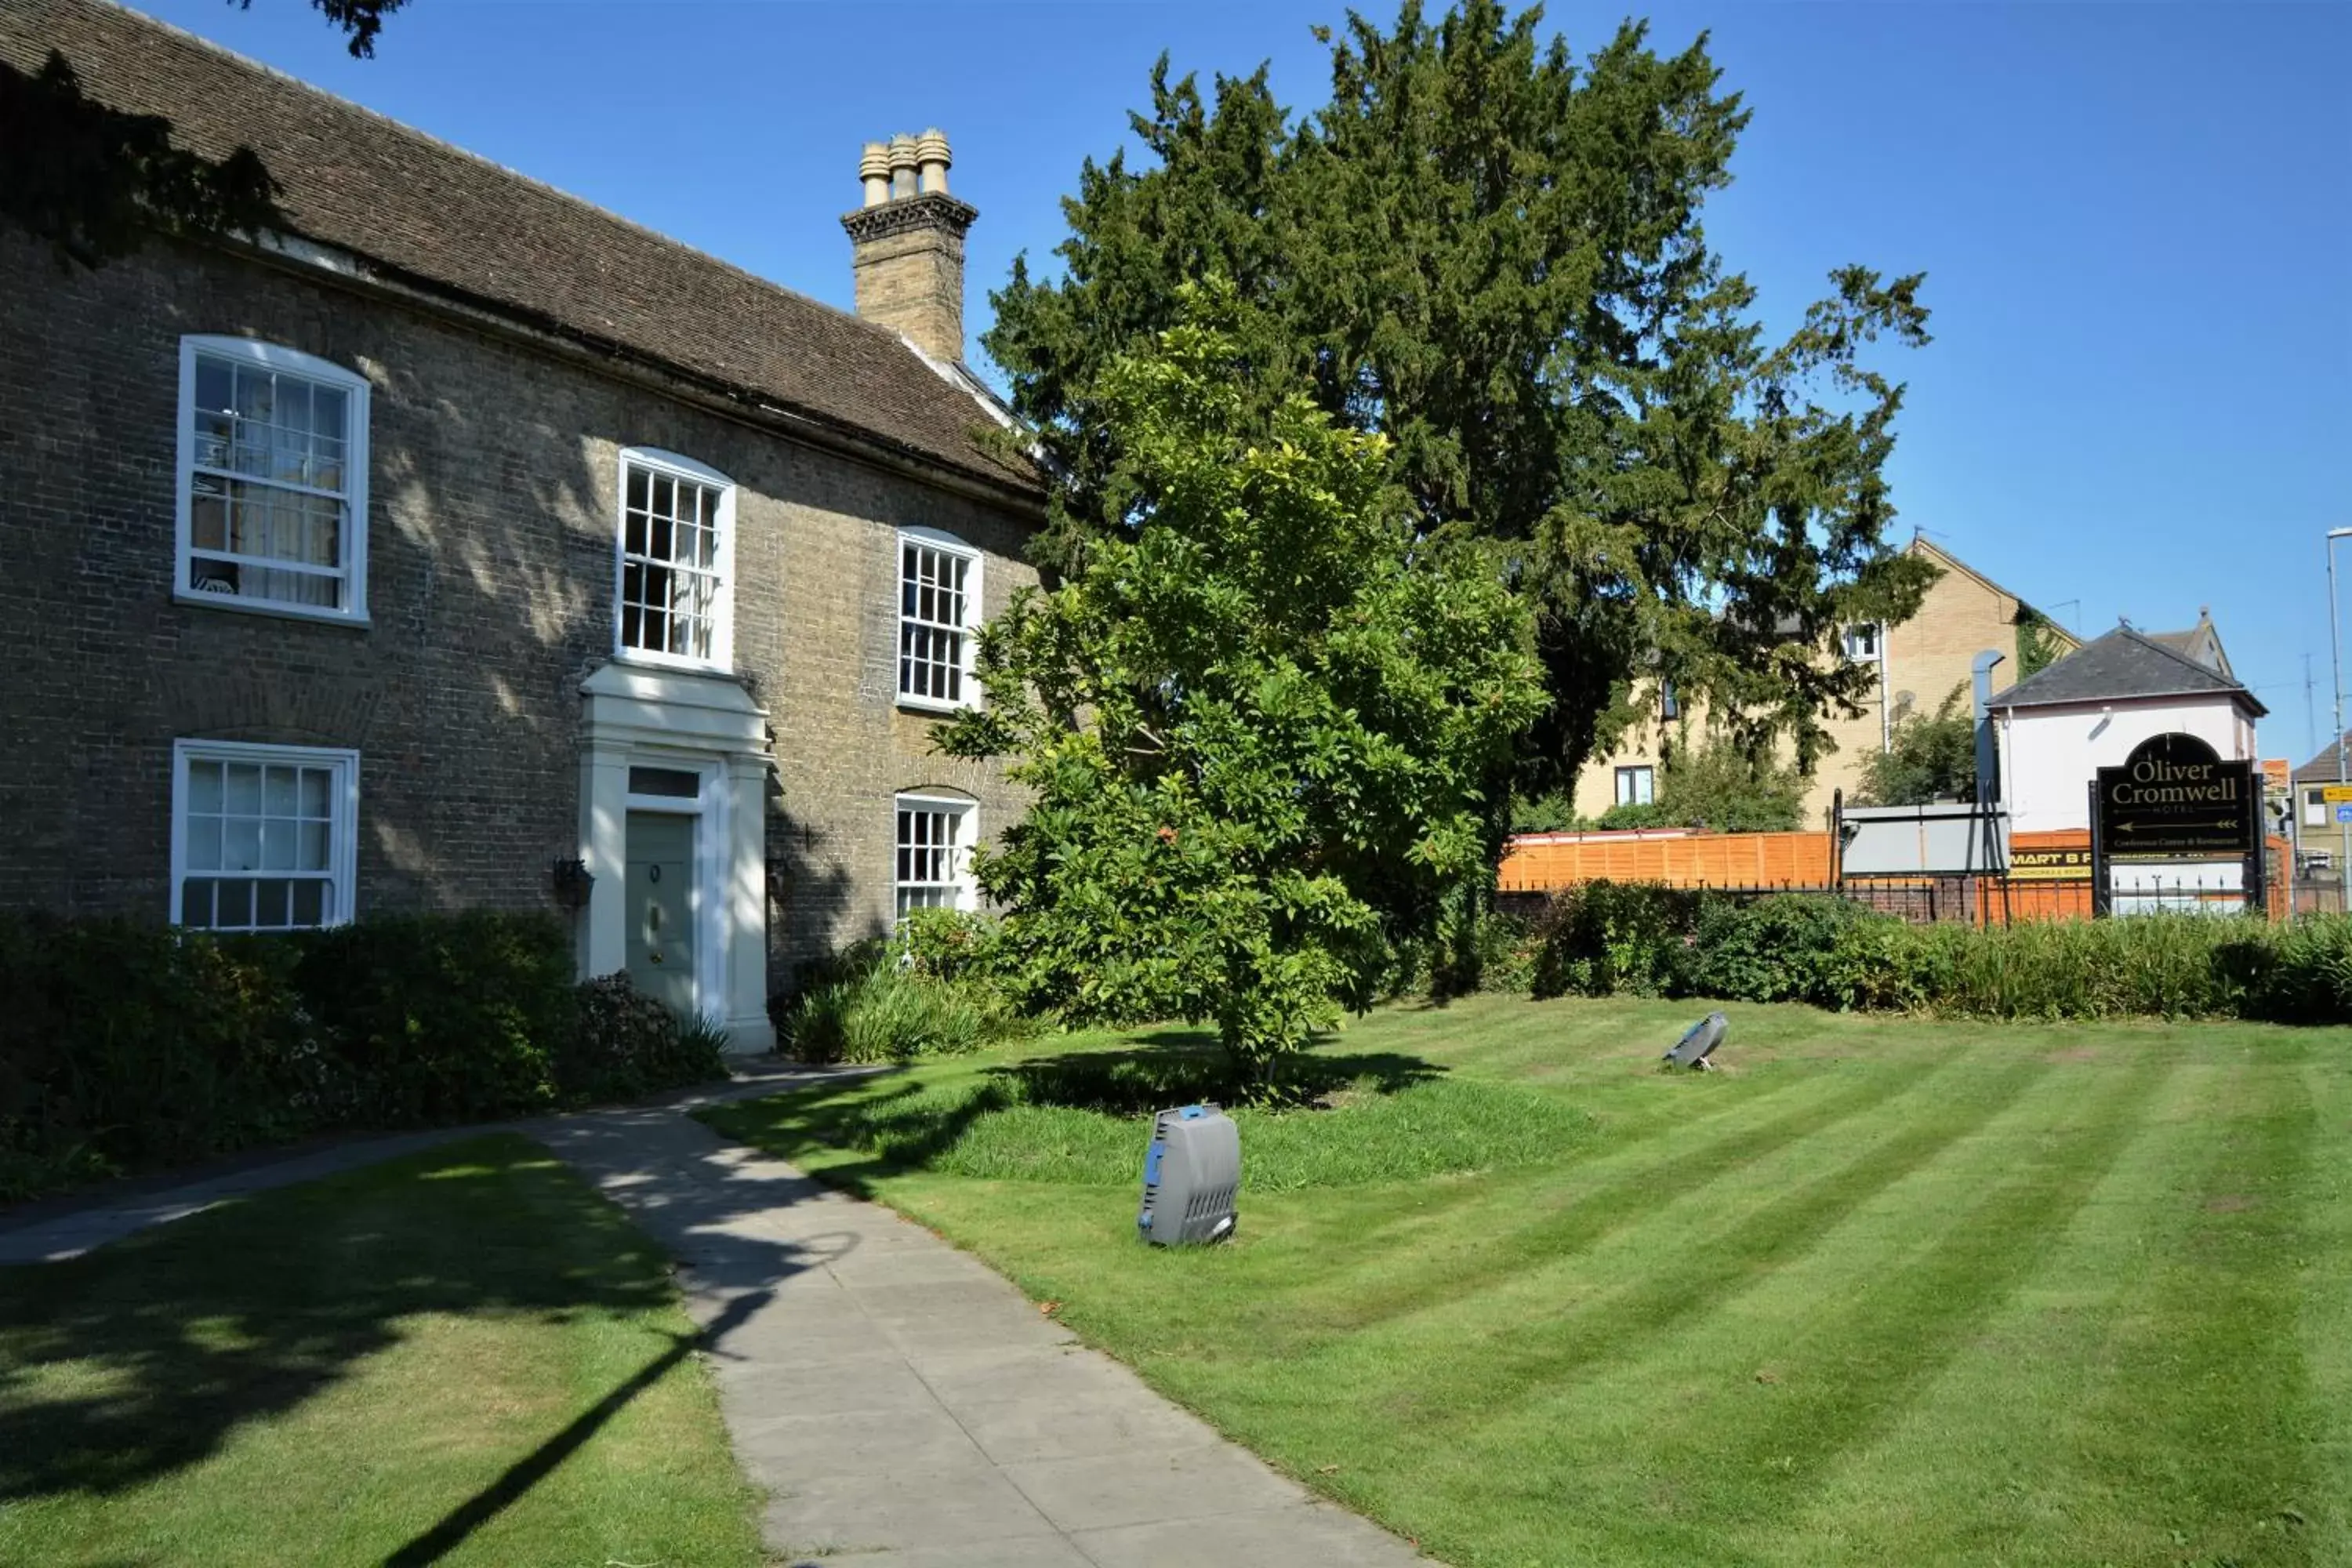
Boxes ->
[1,1073,1433,1566]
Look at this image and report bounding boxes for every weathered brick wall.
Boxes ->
[0,231,1037,990]
[848,222,967,366]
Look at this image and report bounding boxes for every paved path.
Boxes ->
[540,1105,1431,1566]
[1,1070,1432,1566]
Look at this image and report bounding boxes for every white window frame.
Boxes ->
[1615,765,1656,808]
[1842,622,1883,662]
[175,336,372,626]
[613,447,736,673]
[169,739,360,931]
[896,526,982,713]
[894,792,978,919]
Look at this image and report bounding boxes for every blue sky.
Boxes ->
[126,0,2350,759]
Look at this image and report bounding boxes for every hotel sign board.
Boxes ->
[2094,734,2257,860]
[2088,733,2265,916]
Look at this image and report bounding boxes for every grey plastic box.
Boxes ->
[1137,1104,1239,1246]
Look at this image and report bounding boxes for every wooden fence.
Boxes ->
[1497,829,1831,895]
[1497,826,2293,924]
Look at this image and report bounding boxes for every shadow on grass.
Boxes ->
[0,1131,818,1558]
[996,1033,1445,1116]
[382,1285,771,1567]
[711,1033,1450,1201]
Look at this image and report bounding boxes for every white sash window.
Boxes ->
[176,337,370,623]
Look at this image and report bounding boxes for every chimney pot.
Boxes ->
[887,133,920,201]
[915,129,952,195]
[858,141,891,208]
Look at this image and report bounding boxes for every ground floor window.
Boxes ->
[1615,765,1656,808]
[895,794,976,919]
[172,739,358,930]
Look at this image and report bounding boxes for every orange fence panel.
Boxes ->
[1499,829,1832,893]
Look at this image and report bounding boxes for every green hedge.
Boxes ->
[0,910,729,1202]
[1530,883,2352,1023]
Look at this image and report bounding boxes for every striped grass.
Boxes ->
[706,995,2352,1567]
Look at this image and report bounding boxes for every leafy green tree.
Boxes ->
[1853,684,1977,805]
[938,290,1546,1086]
[1654,735,1807,830]
[2,2,403,268]
[986,0,1937,806]
[1576,734,1806,832]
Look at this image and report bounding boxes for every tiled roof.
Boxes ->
[1,0,1041,497]
[2295,734,2352,784]
[1986,625,2267,716]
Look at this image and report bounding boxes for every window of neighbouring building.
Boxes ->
[1615,765,1655,807]
[898,528,982,710]
[615,448,735,670]
[2310,788,2332,829]
[894,793,975,918]
[177,336,370,622]
[172,740,358,931]
[1842,623,1882,662]
[1661,680,1680,720]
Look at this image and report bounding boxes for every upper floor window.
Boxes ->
[1660,680,1680,721]
[895,793,976,919]
[615,449,734,670]
[171,739,358,931]
[898,528,981,710]
[176,336,371,623]
[1842,623,1883,662]
[1615,765,1656,807]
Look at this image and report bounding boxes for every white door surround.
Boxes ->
[579,661,772,1054]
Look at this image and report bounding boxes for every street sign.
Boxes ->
[2336,804,2352,825]
[2323,784,2352,804]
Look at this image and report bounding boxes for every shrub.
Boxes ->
[900,908,1004,985]
[1921,916,2247,1020]
[561,972,730,1102]
[783,953,1032,1066]
[1682,895,1880,1006]
[1530,882,1699,999]
[290,912,577,1125]
[1521,882,2352,1025]
[2243,914,2352,1023]
[1817,916,1964,1013]
[0,914,310,1195]
[0,909,738,1203]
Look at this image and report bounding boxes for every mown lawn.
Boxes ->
[705,995,2352,1568]
[0,1134,764,1568]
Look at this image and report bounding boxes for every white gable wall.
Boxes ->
[1995,695,2257,834]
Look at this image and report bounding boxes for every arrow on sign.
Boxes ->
[2114,820,2238,833]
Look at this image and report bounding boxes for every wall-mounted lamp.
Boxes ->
[550,857,594,910]
[764,854,793,905]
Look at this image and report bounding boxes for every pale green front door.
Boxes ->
[625,811,696,1016]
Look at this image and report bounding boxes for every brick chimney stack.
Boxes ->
[842,129,976,365]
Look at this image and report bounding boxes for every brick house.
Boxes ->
[1570,538,2080,826]
[0,0,1047,1050]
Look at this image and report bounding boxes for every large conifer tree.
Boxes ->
[986,1,1938,801]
